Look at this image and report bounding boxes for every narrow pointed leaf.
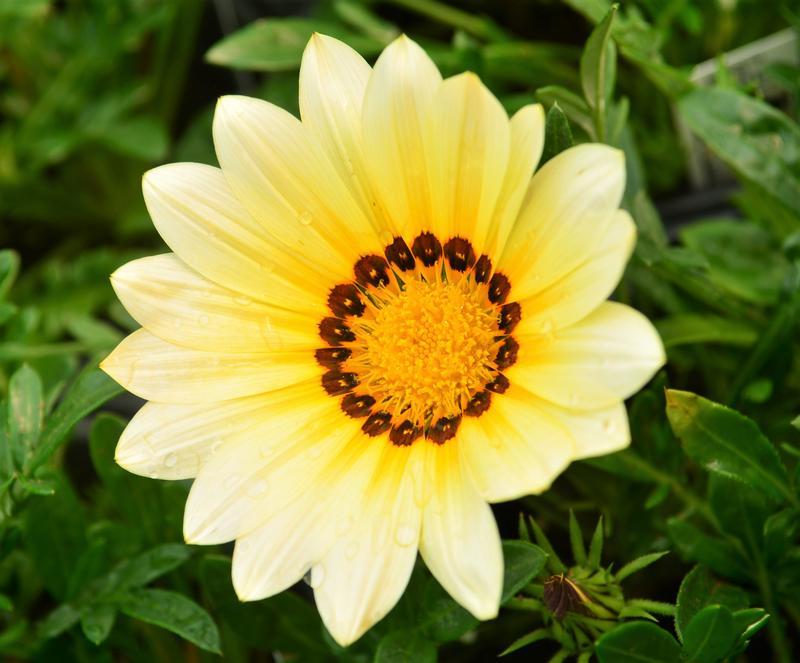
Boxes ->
[568,511,587,566]
[588,517,604,569]
[615,551,668,582]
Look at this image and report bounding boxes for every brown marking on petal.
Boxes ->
[499,302,522,333]
[328,283,365,318]
[389,419,422,446]
[384,237,416,271]
[354,255,391,288]
[319,317,356,345]
[322,370,359,396]
[464,390,491,417]
[427,415,461,444]
[488,273,511,304]
[341,393,375,418]
[362,411,392,436]
[314,347,352,369]
[486,374,510,394]
[473,254,492,284]
[411,232,443,267]
[443,237,476,272]
[495,337,519,369]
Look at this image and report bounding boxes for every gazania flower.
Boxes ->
[101,33,665,645]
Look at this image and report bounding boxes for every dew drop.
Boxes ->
[259,262,275,275]
[309,563,325,588]
[345,542,360,559]
[372,516,391,551]
[394,524,417,547]
[211,438,224,454]
[199,314,210,326]
[337,516,354,536]
[164,453,178,468]
[568,393,581,407]
[602,418,617,434]
[298,210,313,225]
[308,446,323,460]
[234,295,252,306]
[247,479,268,497]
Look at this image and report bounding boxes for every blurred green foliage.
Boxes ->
[1,0,800,661]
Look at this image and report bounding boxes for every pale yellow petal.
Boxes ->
[362,35,442,239]
[101,329,318,404]
[514,209,637,334]
[499,144,626,302]
[484,104,545,259]
[530,398,631,459]
[419,442,502,621]
[112,254,322,353]
[459,385,575,502]
[232,430,387,601]
[426,73,510,250]
[142,163,326,312]
[508,301,666,409]
[213,95,381,276]
[314,444,421,646]
[183,386,360,544]
[299,34,392,237]
[115,388,313,480]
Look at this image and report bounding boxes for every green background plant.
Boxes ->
[1,0,800,661]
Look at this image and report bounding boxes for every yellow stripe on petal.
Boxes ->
[509,301,666,409]
[419,442,502,621]
[101,329,318,404]
[484,104,545,259]
[427,73,510,251]
[142,163,327,312]
[362,35,441,239]
[115,386,318,480]
[515,209,637,334]
[112,254,321,353]
[299,34,393,237]
[459,385,575,502]
[183,388,360,544]
[213,95,382,276]
[499,144,626,301]
[313,443,421,646]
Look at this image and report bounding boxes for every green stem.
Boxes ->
[617,452,721,530]
[754,556,792,663]
[381,0,506,41]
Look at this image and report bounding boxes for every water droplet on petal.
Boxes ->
[309,563,325,588]
[602,418,616,434]
[223,474,241,490]
[234,295,252,306]
[164,453,178,468]
[199,314,210,325]
[211,438,223,454]
[395,524,417,547]
[247,479,268,497]
[298,210,313,226]
[337,516,354,536]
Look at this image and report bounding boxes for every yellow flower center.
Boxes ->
[351,279,498,426]
[315,233,521,445]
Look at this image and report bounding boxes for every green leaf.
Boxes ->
[206,18,384,72]
[502,541,548,602]
[199,555,328,655]
[119,588,220,654]
[665,390,791,503]
[89,116,168,162]
[103,544,192,595]
[654,314,757,349]
[26,367,123,474]
[568,511,587,566]
[595,621,682,663]
[678,88,800,214]
[80,603,116,645]
[675,565,749,641]
[667,519,749,581]
[527,518,566,573]
[587,517,604,569]
[708,475,770,555]
[535,85,594,136]
[682,605,736,663]
[732,608,769,643]
[374,630,436,663]
[615,551,668,582]
[579,3,617,138]
[540,103,574,166]
[24,477,87,601]
[500,628,550,656]
[38,604,80,639]
[8,364,43,467]
[0,249,20,299]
